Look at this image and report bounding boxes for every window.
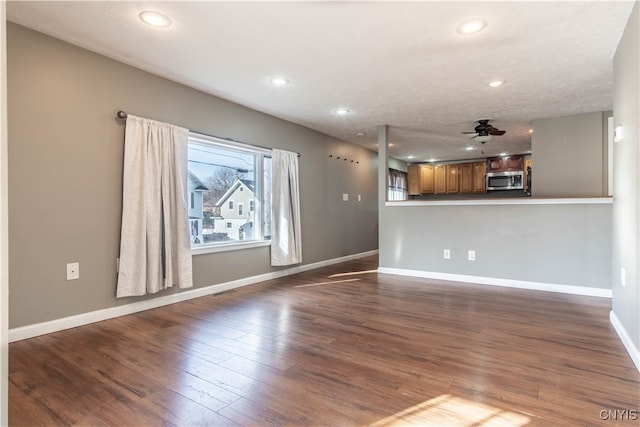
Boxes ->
[188,134,272,249]
[190,193,195,209]
[388,168,408,201]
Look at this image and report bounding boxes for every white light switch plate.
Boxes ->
[343,193,349,201]
[468,250,476,261]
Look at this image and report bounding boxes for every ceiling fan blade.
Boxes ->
[489,129,506,135]
[461,131,478,134]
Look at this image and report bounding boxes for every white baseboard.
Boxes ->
[610,310,640,373]
[9,249,379,342]
[377,267,613,298]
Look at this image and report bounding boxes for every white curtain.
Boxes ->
[116,115,193,297]
[271,149,302,266]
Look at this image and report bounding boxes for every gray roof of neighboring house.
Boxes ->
[239,179,255,193]
[188,170,209,191]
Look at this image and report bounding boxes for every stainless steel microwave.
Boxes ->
[486,171,524,191]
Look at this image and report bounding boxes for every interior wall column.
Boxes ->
[377,125,389,209]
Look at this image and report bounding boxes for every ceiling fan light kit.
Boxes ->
[461,119,506,144]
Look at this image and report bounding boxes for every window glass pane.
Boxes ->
[188,141,258,245]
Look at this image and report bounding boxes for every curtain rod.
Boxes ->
[116,111,300,157]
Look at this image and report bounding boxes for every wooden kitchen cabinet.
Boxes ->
[434,165,447,194]
[407,164,434,195]
[446,164,460,194]
[487,155,524,172]
[472,161,487,192]
[505,155,524,171]
[459,163,474,193]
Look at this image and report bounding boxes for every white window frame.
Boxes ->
[238,203,244,216]
[188,133,271,255]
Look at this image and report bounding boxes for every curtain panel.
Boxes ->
[116,115,193,297]
[388,168,408,201]
[271,149,302,266]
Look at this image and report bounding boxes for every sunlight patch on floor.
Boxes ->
[294,278,361,288]
[369,394,530,427]
[328,269,378,278]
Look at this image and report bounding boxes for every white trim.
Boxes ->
[377,267,612,298]
[8,250,379,343]
[191,239,271,255]
[610,310,640,373]
[386,197,613,207]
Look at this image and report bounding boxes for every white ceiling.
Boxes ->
[6,1,635,162]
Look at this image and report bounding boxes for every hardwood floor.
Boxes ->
[9,255,640,426]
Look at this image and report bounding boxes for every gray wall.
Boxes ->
[379,203,611,288]
[0,2,8,424]
[7,23,378,328]
[388,156,407,173]
[532,111,608,197]
[613,2,639,355]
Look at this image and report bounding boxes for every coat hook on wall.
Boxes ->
[328,153,360,165]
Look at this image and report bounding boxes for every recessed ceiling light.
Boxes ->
[529,128,533,133]
[334,108,351,116]
[500,152,508,156]
[456,19,487,35]
[466,146,475,151]
[355,132,366,137]
[139,11,172,28]
[488,80,506,88]
[269,77,289,86]
[429,158,437,162]
[407,155,415,159]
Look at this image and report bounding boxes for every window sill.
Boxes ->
[191,240,271,255]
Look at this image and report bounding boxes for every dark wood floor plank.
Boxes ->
[9,254,640,426]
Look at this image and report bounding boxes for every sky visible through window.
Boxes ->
[188,143,255,179]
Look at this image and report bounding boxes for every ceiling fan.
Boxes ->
[462,119,506,143]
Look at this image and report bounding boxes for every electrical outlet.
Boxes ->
[358,194,362,202]
[621,267,626,287]
[468,250,476,261]
[67,262,80,280]
[443,249,451,259]
[343,193,349,201]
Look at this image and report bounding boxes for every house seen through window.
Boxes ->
[187,134,272,247]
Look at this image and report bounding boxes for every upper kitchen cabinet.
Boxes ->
[487,155,524,172]
[472,161,487,193]
[459,163,474,193]
[446,164,460,194]
[407,164,434,195]
[434,165,447,194]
